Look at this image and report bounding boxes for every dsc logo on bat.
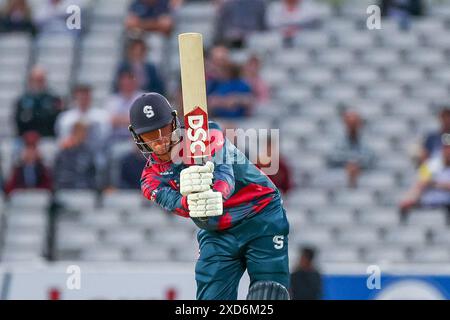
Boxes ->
[184,106,210,157]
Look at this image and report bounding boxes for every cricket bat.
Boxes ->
[178,32,211,165]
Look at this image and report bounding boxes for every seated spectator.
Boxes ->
[55,84,110,151]
[4,131,52,195]
[255,135,293,195]
[214,0,267,48]
[243,54,270,103]
[34,0,87,35]
[15,66,63,137]
[380,0,425,29]
[106,70,143,141]
[327,111,376,188]
[267,0,323,47]
[290,247,322,300]
[207,62,254,119]
[419,106,450,164]
[125,0,174,36]
[400,134,450,223]
[53,122,96,190]
[115,38,165,94]
[119,147,147,189]
[0,0,36,35]
[205,45,230,90]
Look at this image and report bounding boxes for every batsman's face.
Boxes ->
[140,123,173,156]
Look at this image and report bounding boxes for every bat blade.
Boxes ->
[178,32,211,164]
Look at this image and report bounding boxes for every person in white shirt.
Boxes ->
[55,84,110,151]
[33,0,90,35]
[267,0,323,46]
[105,69,143,141]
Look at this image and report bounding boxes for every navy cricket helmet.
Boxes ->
[128,93,181,161]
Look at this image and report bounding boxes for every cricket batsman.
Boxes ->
[128,92,290,300]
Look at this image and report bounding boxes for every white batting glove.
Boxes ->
[187,190,223,218]
[180,161,214,196]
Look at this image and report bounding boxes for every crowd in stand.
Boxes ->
[1,0,446,225]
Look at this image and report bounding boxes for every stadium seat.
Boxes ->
[335,32,375,49]
[431,228,450,245]
[8,190,51,210]
[247,32,283,54]
[271,49,310,70]
[358,208,400,227]
[57,225,99,250]
[384,227,428,246]
[319,246,360,263]
[80,209,122,229]
[287,189,329,209]
[150,228,194,246]
[102,191,145,212]
[317,49,355,67]
[410,247,450,263]
[340,67,379,85]
[6,210,46,229]
[407,50,445,66]
[337,227,380,245]
[378,31,419,49]
[321,85,359,101]
[312,210,355,227]
[407,209,447,227]
[333,189,375,208]
[56,190,98,211]
[291,226,334,247]
[362,48,399,66]
[364,246,408,263]
[80,246,124,261]
[128,246,172,262]
[358,173,396,190]
[294,32,330,49]
[1,247,45,262]
[296,67,335,85]
[103,228,146,247]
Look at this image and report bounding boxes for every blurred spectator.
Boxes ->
[419,107,450,164]
[380,0,425,29]
[55,84,110,151]
[206,45,230,86]
[243,55,270,103]
[256,135,293,195]
[267,0,323,46]
[53,122,96,190]
[119,147,147,189]
[34,0,87,35]
[290,247,322,300]
[115,38,165,94]
[0,0,36,35]
[400,134,450,223]
[214,0,267,48]
[125,0,174,36]
[327,111,376,188]
[207,62,254,119]
[4,131,52,195]
[106,70,143,141]
[14,66,63,137]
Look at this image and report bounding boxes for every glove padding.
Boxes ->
[180,161,214,196]
[187,190,223,218]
